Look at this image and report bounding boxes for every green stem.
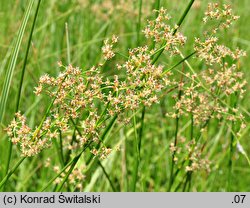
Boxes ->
[173,0,195,35]
[162,51,196,75]
[59,130,65,165]
[15,0,42,112]
[168,64,184,191]
[52,134,64,167]
[97,160,117,192]
[183,172,192,191]
[154,0,161,12]
[182,114,194,191]
[55,153,82,192]
[4,0,42,186]
[131,112,140,191]
[0,157,26,190]
[64,128,76,164]
[138,107,145,156]
[41,143,89,191]
[228,92,237,191]
[168,115,180,191]
[228,132,234,191]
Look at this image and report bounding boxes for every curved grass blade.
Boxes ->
[0,0,35,123]
[4,0,43,180]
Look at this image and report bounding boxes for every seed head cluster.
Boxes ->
[203,3,240,29]
[170,138,211,173]
[53,164,86,191]
[166,3,247,128]
[102,35,118,60]
[195,3,246,65]
[6,112,55,157]
[7,44,173,157]
[143,8,186,55]
[5,3,247,181]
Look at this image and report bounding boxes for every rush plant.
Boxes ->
[0,0,249,192]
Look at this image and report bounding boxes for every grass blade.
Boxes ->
[0,0,35,123]
[4,0,42,179]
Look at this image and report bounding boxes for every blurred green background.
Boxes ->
[0,0,249,191]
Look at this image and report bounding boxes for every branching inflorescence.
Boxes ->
[6,3,246,182]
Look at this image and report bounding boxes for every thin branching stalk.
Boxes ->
[162,51,196,75]
[54,114,118,191]
[52,136,64,167]
[41,149,85,191]
[69,115,118,191]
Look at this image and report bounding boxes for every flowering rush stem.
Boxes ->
[133,0,161,191]
[0,157,26,190]
[151,0,196,191]
[168,64,184,191]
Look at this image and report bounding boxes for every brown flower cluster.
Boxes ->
[53,164,86,191]
[195,3,246,65]
[143,7,186,55]
[105,46,173,115]
[6,3,246,176]
[167,64,246,126]
[170,138,211,173]
[102,35,118,60]
[203,3,240,29]
[7,44,173,157]
[166,3,247,127]
[5,112,56,157]
[194,37,246,65]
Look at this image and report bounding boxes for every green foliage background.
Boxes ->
[0,0,249,191]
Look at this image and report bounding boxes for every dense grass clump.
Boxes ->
[0,0,250,192]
